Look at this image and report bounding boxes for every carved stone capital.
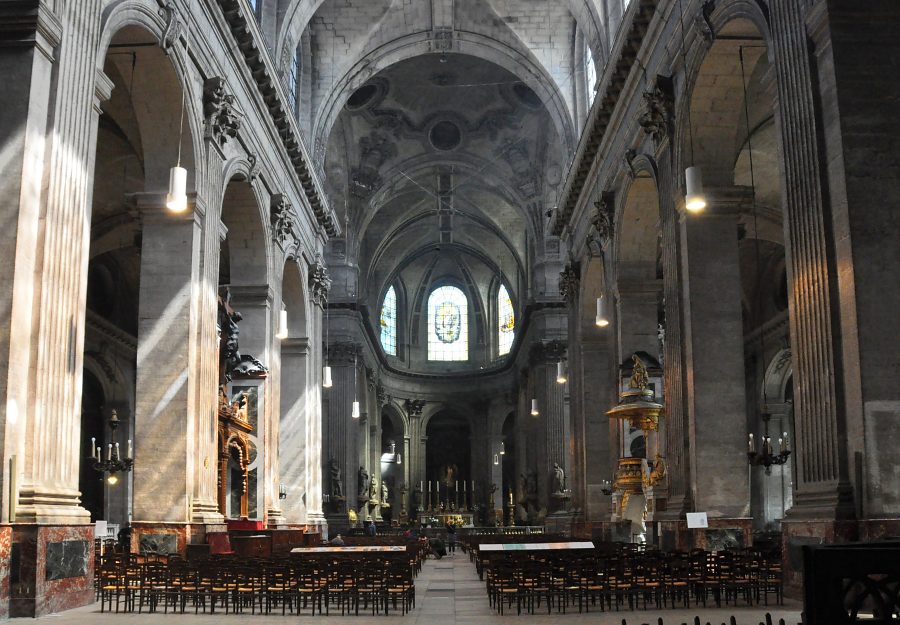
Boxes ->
[404,399,426,419]
[203,77,242,146]
[529,340,567,365]
[308,258,331,308]
[326,342,362,365]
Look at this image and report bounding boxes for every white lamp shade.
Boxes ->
[531,398,539,416]
[323,365,333,388]
[166,166,188,212]
[493,454,499,465]
[351,400,360,419]
[556,360,567,384]
[595,296,609,327]
[276,308,288,339]
[499,441,505,455]
[685,166,707,212]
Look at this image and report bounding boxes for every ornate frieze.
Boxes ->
[308,257,331,307]
[203,77,242,146]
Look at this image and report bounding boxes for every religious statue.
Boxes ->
[381,480,389,504]
[369,477,378,501]
[217,292,243,384]
[644,453,668,487]
[328,459,343,498]
[358,466,369,498]
[629,354,649,391]
[551,462,567,495]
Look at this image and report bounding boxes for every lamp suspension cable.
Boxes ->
[676,0,706,213]
[167,85,188,213]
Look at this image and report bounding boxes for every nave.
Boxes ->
[36,555,801,625]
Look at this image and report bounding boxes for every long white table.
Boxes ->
[478,541,594,552]
[290,545,407,553]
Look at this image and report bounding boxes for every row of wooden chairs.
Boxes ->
[482,549,782,615]
[96,553,417,616]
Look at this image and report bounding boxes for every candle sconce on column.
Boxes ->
[88,409,134,485]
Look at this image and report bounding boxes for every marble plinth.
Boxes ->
[655,517,752,553]
[0,525,11,620]
[10,525,94,617]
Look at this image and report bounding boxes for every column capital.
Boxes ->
[326,341,362,365]
[228,284,274,307]
[281,337,309,356]
[529,339,567,365]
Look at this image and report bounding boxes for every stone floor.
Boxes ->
[32,553,804,625]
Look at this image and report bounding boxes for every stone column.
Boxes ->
[322,342,361,527]
[529,341,570,514]
[278,337,309,523]
[681,188,750,519]
[769,0,855,520]
[2,0,103,525]
[657,149,691,519]
[580,338,616,521]
[132,193,203,523]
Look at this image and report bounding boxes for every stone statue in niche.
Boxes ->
[369,477,378,502]
[550,462,567,495]
[358,466,369,498]
[381,480,389,505]
[328,459,343,498]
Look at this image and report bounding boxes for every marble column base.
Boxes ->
[655,517,753,553]
[0,526,11,620]
[10,525,93,618]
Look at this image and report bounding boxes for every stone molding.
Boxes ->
[586,191,615,256]
[638,75,674,146]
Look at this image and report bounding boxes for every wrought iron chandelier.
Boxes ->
[747,413,790,475]
[89,409,134,484]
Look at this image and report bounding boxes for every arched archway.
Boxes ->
[425,411,471,511]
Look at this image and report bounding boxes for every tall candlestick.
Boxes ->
[91,438,96,460]
[127,439,132,459]
[114,442,120,461]
[748,433,755,453]
[107,444,112,461]
[96,446,101,460]
[783,432,790,452]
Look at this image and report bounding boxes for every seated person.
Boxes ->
[330,533,345,546]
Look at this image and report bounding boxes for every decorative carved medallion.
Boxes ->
[308,257,331,308]
[558,263,580,303]
[203,77,242,146]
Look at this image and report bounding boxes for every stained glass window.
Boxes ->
[427,286,468,361]
[498,284,515,356]
[380,285,397,356]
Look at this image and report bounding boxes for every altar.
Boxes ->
[424,512,474,527]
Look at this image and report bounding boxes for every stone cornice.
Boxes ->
[551,0,658,237]
[215,0,338,237]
